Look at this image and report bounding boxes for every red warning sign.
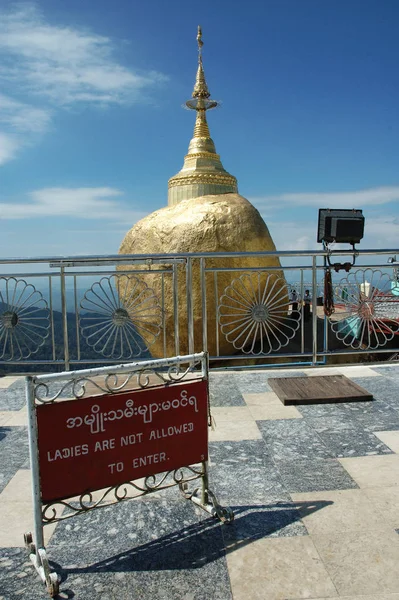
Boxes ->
[36,379,208,503]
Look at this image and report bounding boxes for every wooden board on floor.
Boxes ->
[268,375,373,406]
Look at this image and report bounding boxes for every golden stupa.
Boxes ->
[119,27,286,359]
[168,27,237,205]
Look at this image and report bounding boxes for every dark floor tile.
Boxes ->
[371,366,399,377]
[345,401,399,432]
[350,376,399,411]
[0,426,29,493]
[0,547,50,600]
[256,419,333,461]
[233,370,307,394]
[0,387,26,411]
[208,376,246,406]
[307,416,394,458]
[275,458,359,493]
[44,499,232,600]
[208,440,288,505]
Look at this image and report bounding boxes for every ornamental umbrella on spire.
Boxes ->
[168,26,238,206]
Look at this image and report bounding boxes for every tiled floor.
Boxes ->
[1,366,399,599]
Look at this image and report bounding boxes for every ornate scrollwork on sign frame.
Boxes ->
[329,268,399,349]
[0,277,50,361]
[79,274,162,359]
[33,359,203,404]
[219,272,300,354]
[41,465,205,523]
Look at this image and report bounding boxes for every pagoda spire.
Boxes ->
[167,26,238,206]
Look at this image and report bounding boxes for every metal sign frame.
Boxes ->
[24,352,233,597]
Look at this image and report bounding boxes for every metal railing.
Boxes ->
[1,248,399,371]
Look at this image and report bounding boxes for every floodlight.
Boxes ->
[317,209,364,245]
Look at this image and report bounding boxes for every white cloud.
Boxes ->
[0,187,146,222]
[0,4,166,106]
[0,93,51,133]
[0,131,21,165]
[252,186,399,210]
[0,4,167,164]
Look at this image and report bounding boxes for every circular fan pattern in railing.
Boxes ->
[329,268,399,349]
[218,272,300,355]
[0,277,50,361]
[80,274,162,359]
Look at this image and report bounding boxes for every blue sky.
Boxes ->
[0,0,398,261]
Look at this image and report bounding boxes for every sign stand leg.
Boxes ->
[24,533,59,597]
[25,376,60,598]
[180,462,234,524]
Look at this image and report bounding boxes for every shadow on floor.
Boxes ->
[52,499,332,582]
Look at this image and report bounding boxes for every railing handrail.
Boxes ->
[0,247,399,267]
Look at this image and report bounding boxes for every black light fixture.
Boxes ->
[317,209,364,245]
[318,208,365,272]
[318,208,365,317]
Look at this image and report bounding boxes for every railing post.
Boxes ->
[60,266,70,371]
[186,257,194,355]
[173,262,180,356]
[312,256,318,365]
[200,258,208,353]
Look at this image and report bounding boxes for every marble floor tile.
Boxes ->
[0,411,18,426]
[208,440,288,505]
[312,527,399,596]
[296,400,360,419]
[208,376,246,407]
[208,419,262,442]
[372,366,399,377]
[0,469,31,501]
[248,403,302,420]
[222,502,307,547]
[257,419,332,461]
[364,486,399,528]
[235,370,307,394]
[0,500,59,547]
[290,489,387,535]
[0,376,21,388]
[0,427,29,493]
[48,500,231,600]
[337,366,383,378]
[0,388,26,411]
[303,367,342,377]
[226,535,338,600]
[211,406,253,422]
[339,455,399,488]
[2,405,27,427]
[374,430,399,453]
[345,399,399,432]
[307,416,393,458]
[350,376,399,413]
[242,391,280,405]
[276,458,358,493]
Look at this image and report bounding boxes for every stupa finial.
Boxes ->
[187,26,216,107]
[167,26,238,206]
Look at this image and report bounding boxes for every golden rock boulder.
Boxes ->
[118,193,288,358]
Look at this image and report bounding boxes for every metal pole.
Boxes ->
[60,266,70,371]
[214,271,220,357]
[300,270,305,354]
[312,256,318,364]
[200,258,208,353]
[173,263,180,356]
[186,258,194,355]
[26,376,45,557]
